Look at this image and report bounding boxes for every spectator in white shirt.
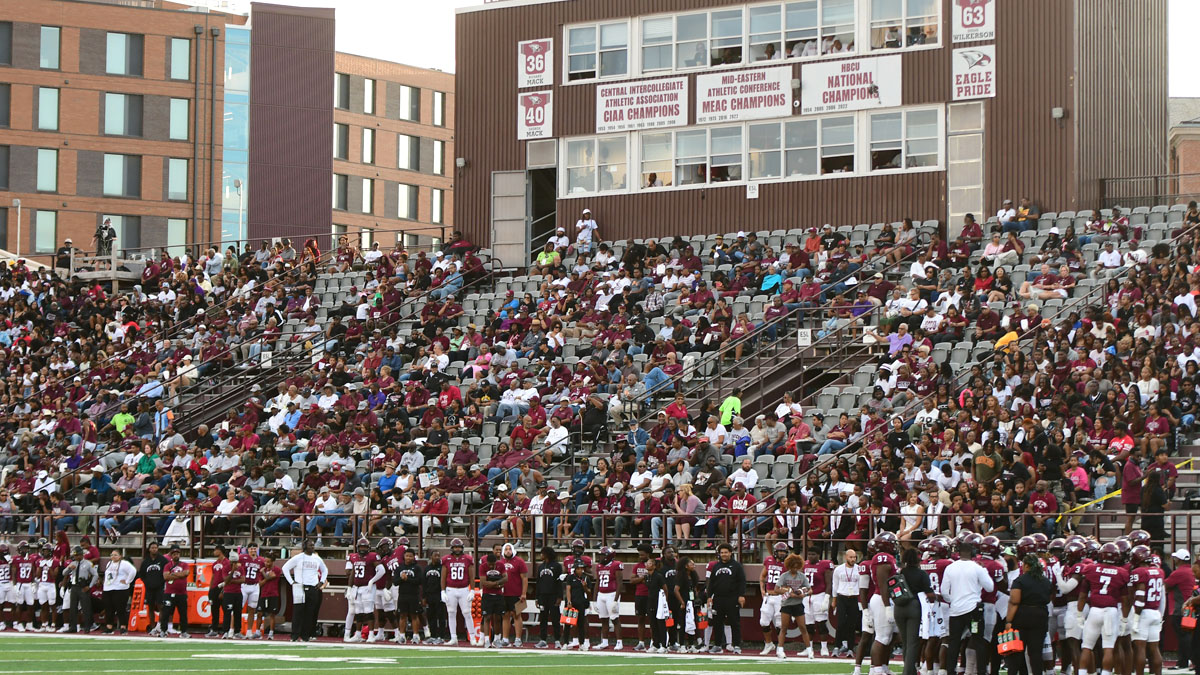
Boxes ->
[102,550,138,632]
[702,417,727,448]
[1097,241,1122,269]
[996,199,1017,228]
[727,457,759,491]
[400,447,426,474]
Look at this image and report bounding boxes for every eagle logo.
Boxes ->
[525,94,543,106]
[958,50,992,69]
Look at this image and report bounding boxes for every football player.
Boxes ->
[259,552,283,640]
[0,543,15,631]
[759,542,789,656]
[594,546,623,650]
[1129,545,1164,675]
[480,552,507,648]
[13,540,37,631]
[920,536,953,675]
[1078,542,1129,675]
[373,538,400,642]
[344,538,384,642]
[441,538,478,646]
[852,539,879,675]
[35,542,59,632]
[978,536,1009,658]
[866,532,899,675]
[802,546,834,657]
[630,544,652,651]
[240,543,266,639]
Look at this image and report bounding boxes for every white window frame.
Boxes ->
[398,85,419,122]
[169,98,189,141]
[361,177,374,214]
[578,1,944,82]
[431,188,444,224]
[564,20,630,83]
[432,139,444,175]
[397,183,418,220]
[363,78,376,115]
[867,106,941,172]
[167,158,188,200]
[867,0,940,52]
[561,135,630,196]
[36,148,57,192]
[432,91,446,127]
[557,104,943,199]
[398,134,419,171]
[362,127,375,164]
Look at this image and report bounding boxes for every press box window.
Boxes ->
[567,22,628,81]
[869,0,939,50]
[564,137,627,194]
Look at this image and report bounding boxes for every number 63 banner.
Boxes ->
[953,0,996,43]
[518,90,553,141]
[518,39,553,88]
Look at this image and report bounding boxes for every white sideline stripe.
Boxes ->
[0,632,853,664]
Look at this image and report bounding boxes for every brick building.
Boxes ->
[1170,98,1200,204]
[331,53,455,251]
[0,0,455,264]
[0,0,245,261]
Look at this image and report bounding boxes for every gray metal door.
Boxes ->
[491,170,527,270]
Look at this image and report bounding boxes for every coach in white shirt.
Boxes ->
[102,550,137,633]
[940,542,994,675]
[283,539,329,642]
[832,550,861,654]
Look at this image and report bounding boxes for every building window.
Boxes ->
[398,85,420,122]
[167,158,188,200]
[106,32,144,76]
[641,133,673,187]
[334,73,350,109]
[361,178,374,214]
[40,26,60,70]
[432,140,444,175]
[37,148,57,192]
[432,91,446,127]
[0,84,9,128]
[33,211,56,254]
[564,136,628,194]
[0,145,8,190]
[364,78,376,115]
[784,0,856,57]
[103,154,141,198]
[870,0,939,50]
[567,21,628,81]
[0,22,11,66]
[37,87,59,131]
[334,123,349,160]
[747,118,821,179]
[362,128,375,164]
[166,218,188,257]
[398,134,419,171]
[398,184,418,220]
[674,127,743,185]
[819,115,856,173]
[869,108,939,170]
[104,93,143,137]
[332,173,348,210]
[169,98,188,140]
[170,38,190,80]
[431,188,444,224]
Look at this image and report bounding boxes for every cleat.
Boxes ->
[536,640,548,648]
[446,639,459,646]
[598,639,610,650]
[205,631,218,638]
[634,641,646,651]
[366,633,378,643]
[778,646,787,659]
[760,645,774,656]
[802,646,814,659]
[580,641,589,651]
[180,632,190,638]
[656,646,666,654]
[615,640,624,650]
[730,646,742,654]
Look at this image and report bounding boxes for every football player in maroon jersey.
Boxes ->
[441,538,478,646]
[1078,542,1130,675]
[593,546,623,650]
[1129,545,1164,675]
[802,546,834,656]
[373,538,401,643]
[758,542,789,656]
[344,538,384,642]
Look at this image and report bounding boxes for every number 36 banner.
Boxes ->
[518,39,553,88]
[518,91,553,140]
[953,0,996,43]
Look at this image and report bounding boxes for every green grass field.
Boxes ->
[0,635,850,674]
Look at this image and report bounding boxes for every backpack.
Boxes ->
[886,572,915,607]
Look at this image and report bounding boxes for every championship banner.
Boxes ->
[518,90,553,140]
[952,0,996,43]
[696,66,793,125]
[595,76,688,134]
[518,38,553,88]
[952,46,996,100]
[800,55,901,115]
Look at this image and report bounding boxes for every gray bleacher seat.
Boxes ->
[772,463,791,480]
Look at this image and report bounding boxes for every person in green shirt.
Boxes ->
[718,388,742,427]
[108,402,136,435]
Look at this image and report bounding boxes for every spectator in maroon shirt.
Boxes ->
[1026,479,1058,536]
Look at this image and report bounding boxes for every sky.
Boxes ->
[213,0,1199,96]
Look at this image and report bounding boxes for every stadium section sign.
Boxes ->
[518,39,553,88]
[696,66,793,125]
[952,46,996,100]
[595,76,688,134]
[518,91,553,140]
[952,0,996,43]
[800,55,901,115]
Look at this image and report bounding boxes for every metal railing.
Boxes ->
[9,508,1192,566]
[1099,172,1200,210]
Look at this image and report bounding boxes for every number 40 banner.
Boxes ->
[518,90,553,141]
